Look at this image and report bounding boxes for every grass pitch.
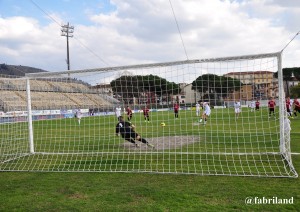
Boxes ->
[0,107,296,177]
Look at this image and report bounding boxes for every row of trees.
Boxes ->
[110,74,243,104]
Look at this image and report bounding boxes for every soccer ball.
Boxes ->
[160,122,166,127]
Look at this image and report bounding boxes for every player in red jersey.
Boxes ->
[268,97,276,118]
[255,99,260,111]
[174,102,179,119]
[126,106,133,122]
[143,106,150,123]
[286,97,293,118]
[293,98,300,117]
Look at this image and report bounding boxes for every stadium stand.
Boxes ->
[0,78,115,112]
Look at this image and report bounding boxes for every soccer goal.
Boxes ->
[0,51,297,177]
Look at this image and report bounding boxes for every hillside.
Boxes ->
[0,64,47,77]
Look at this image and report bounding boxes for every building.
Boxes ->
[172,83,202,104]
[224,71,277,100]
[228,84,253,101]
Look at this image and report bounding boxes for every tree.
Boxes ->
[110,74,181,104]
[191,74,243,100]
[290,84,300,98]
[273,67,300,80]
[0,64,8,70]
[274,67,300,96]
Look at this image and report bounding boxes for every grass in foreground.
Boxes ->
[0,159,299,211]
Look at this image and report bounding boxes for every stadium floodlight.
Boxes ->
[61,22,74,71]
[0,51,297,178]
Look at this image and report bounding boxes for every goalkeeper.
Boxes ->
[116,116,154,148]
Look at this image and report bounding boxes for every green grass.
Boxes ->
[0,107,299,211]
[0,107,295,176]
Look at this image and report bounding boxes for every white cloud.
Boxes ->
[0,0,300,74]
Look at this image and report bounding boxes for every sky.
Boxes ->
[1,0,300,78]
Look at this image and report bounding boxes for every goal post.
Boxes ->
[0,51,298,177]
[26,78,35,154]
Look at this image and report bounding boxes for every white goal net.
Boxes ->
[0,52,297,177]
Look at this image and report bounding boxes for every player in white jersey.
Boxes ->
[195,102,201,116]
[74,109,82,125]
[199,102,211,125]
[234,101,241,119]
[115,105,122,120]
[250,100,255,112]
[290,98,294,110]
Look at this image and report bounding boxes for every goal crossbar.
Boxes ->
[25,52,281,78]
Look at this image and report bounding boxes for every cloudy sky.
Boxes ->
[1,0,300,74]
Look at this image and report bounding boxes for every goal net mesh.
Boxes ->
[0,52,297,177]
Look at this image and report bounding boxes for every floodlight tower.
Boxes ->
[61,22,74,71]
